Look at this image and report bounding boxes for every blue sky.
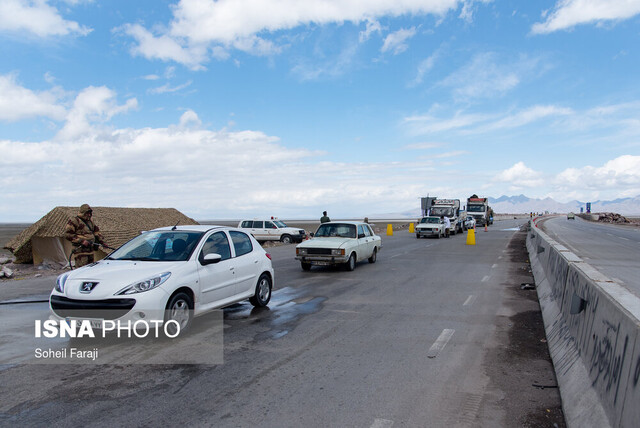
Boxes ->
[1,0,640,222]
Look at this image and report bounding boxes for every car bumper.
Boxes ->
[416,229,440,237]
[295,254,349,265]
[49,287,170,325]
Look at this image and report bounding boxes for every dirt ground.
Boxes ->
[484,224,566,427]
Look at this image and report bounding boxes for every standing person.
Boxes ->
[65,204,108,267]
[443,215,451,238]
[320,211,331,223]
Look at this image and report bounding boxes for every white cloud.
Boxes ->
[148,80,193,95]
[121,24,208,71]
[403,142,444,150]
[56,87,138,140]
[403,110,492,135]
[532,0,640,34]
[440,52,521,100]
[410,50,441,87]
[122,0,468,67]
[291,41,359,81]
[380,27,417,55]
[0,74,67,121]
[556,155,640,190]
[494,162,545,188]
[359,19,382,42]
[474,105,574,133]
[0,0,91,38]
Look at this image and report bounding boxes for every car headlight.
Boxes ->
[116,272,171,295]
[331,249,345,256]
[297,248,307,255]
[55,272,70,293]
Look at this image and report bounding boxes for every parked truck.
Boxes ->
[428,199,463,234]
[466,195,493,227]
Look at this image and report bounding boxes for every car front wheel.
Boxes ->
[345,253,356,271]
[301,262,311,271]
[249,274,272,307]
[165,292,193,336]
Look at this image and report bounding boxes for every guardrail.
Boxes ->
[526,220,640,427]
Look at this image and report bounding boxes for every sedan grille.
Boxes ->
[307,248,332,255]
[50,295,136,320]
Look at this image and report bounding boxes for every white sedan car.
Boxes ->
[50,225,274,335]
[295,221,381,271]
[415,216,445,238]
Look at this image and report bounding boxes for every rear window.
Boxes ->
[229,231,253,257]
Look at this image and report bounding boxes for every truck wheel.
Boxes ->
[416,234,420,239]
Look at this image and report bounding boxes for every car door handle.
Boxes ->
[229,267,235,271]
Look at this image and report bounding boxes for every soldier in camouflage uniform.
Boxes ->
[65,204,108,267]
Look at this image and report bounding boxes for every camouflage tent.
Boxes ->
[4,206,198,264]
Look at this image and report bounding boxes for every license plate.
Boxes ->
[65,317,103,329]
[312,261,332,266]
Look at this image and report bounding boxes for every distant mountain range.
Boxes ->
[374,194,640,218]
[488,194,640,215]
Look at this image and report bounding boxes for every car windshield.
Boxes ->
[430,207,453,217]
[106,230,204,262]
[467,205,485,212]
[314,223,357,238]
[274,220,287,228]
[420,217,440,224]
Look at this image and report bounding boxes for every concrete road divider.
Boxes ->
[527,221,640,428]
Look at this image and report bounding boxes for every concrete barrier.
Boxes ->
[527,222,640,427]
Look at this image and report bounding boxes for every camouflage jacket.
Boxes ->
[64,216,105,253]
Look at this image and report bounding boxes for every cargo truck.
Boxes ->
[466,195,493,227]
[428,199,463,234]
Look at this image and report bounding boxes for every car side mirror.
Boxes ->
[202,253,222,265]
[358,233,365,239]
[310,232,315,237]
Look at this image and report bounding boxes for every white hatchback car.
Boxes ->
[295,221,381,271]
[50,225,274,335]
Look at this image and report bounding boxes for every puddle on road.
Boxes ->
[223,286,326,340]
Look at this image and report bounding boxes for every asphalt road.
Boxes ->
[538,215,640,298]
[0,219,563,427]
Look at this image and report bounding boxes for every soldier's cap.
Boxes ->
[79,204,93,214]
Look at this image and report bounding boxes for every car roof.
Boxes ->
[151,225,226,232]
[320,221,369,226]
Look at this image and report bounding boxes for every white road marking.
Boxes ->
[370,419,394,428]
[498,256,503,260]
[491,264,498,269]
[427,329,455,359]
[481,275,490,282]
[463,295,476,306]
[619,237,630,241]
